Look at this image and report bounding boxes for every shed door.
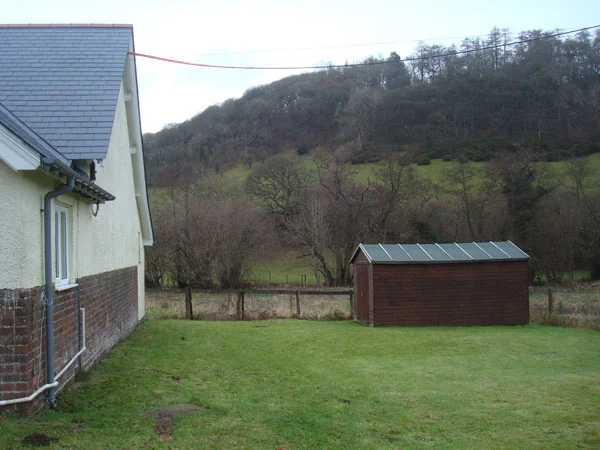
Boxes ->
[355,264,370,324]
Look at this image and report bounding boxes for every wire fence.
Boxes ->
[146,288,353,321]
[529,286,600,330]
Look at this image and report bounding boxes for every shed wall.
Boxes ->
[371,261,529,326]
[352,251,371,324]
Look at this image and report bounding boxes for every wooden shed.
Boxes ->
[351,241,529,327]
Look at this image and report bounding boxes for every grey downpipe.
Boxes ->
[43,176,75,407]
[76,280,82,372]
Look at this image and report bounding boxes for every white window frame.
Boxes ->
[54,204,69,286]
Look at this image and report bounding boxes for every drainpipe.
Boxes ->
[43,176,75,407]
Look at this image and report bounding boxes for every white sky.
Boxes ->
[2,0,598,133]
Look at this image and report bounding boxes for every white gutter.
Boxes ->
[0,308,86,407]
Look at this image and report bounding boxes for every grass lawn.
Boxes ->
[1,321,599,449]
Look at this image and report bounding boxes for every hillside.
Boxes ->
[143,27,600,188]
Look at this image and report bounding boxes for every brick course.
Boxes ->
[0,265,138,412]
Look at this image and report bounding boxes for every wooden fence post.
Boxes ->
[296,290,301,318]
[185,286,193,320]
[548,288,553,314]
[237,291,245,321]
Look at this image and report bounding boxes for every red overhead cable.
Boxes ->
[128,25,600,71]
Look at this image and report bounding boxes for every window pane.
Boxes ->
[55,212,59,279]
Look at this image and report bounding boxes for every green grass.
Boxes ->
[352,158,484,185]
[1,321,599,449]
[354,153,600,188]
[249,248,323,284]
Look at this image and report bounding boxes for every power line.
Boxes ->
[129,25,600,71]
[195,32,518,57]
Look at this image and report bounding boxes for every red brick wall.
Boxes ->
[370,261,529,327]
[0,265,138,412]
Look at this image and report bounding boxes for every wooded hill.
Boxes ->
[143,27,600,187]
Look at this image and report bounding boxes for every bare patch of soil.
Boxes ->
[22,433,57,447]
[140,403,208,442]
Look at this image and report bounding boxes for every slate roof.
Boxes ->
[352,241,529,264]
[0,101,115,202]
[0,102,68,165]
[0,25,133,160]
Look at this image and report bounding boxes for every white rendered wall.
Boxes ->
[0,83,146,318]
[74,83,145,318]
[0,164,51,288]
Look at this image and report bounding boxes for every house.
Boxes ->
[351,242,529,327]
[0,24,153,411]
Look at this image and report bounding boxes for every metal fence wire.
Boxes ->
[146,289,353,321]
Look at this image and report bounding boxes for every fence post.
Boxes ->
[237,291,245,321]
[296,290,301,318]
[349,291,354,314]
[548,288,553,314]
[185,286,193,320]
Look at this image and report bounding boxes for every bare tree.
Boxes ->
[246,156,313,219]
[567,158,600,279]
[445,156,503,240]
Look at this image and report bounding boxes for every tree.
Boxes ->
[567,158,600,279]
[371,153,417,241]
[245,156,313,220]
[496,154,551,278]
[342,87,382,157]
[444,156,502,240]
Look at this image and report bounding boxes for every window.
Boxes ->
[55,204,69,286]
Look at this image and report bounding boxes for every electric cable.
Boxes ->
[129,25,599,70]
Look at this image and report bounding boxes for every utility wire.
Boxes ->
[195,32,517,57]
[129,25,599,70]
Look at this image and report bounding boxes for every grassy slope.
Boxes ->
[249,248,323,284]
[1,320,598,449]
[148,153,600,203]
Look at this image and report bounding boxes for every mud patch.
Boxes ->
[141,403,208,442]
[22,433,57,447]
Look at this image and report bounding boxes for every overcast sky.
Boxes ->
[3,0,599,133]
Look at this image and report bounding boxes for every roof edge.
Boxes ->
[41,157,115,203]
[0,102,69,165]
[350,244,372,264]
[0,24,133,28]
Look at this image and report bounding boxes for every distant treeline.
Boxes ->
[143,27,600,186]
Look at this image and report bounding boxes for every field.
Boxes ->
[149,152,600,204]
[1,320,598,449]
[145,288,352,321]
[529,282,600,329]
[214,151,600,189]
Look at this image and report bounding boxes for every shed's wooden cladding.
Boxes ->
[371,261,529,326]
[351,242,530,327]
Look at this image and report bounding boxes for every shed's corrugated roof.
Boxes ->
[352,241,529,264]
[0,25,133,160]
